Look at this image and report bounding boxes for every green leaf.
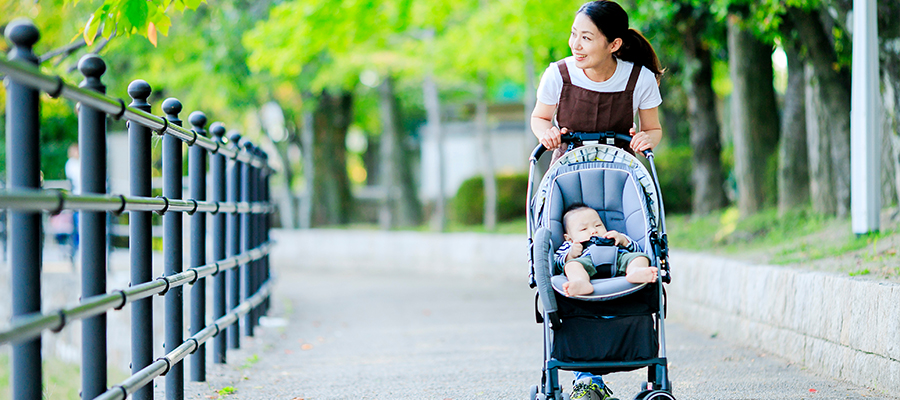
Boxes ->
[119,0,150,33]
[84,10,103,45]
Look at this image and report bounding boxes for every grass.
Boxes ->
[218,386,237,396]
[665,206,900,281]
[0,353,129,399]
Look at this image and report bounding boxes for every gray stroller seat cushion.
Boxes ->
[541,163,654,301]
[547,165,649,256]
[550,275,647,300]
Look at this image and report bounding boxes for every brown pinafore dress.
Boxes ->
[551,60,642,163]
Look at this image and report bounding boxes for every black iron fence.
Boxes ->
[0,19,277,400]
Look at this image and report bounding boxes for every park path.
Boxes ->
[179,266,898,400]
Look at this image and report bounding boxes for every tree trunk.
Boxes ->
[378,75,421,229]
[805,63,837,215]
[727,17,780,216]
[311,89,353,226]
[879,0,900,208]
[884,58,900,209]
[524,45,537,147]
[271,140,298,228]
[475,78,497,231]
[377,77,398,230]
[423,73,446,231]
[299,108,315,229]
[777,21,810,214]
[677,6,727,215]
[788,6,852,217]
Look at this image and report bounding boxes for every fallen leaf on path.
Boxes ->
[301,343,313,350]
[809,388,818,393]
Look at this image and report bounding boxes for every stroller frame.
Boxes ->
[526,132,674,400]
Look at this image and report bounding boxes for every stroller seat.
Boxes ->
[543,163,653,301]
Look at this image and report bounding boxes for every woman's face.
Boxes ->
[568,13,619,69]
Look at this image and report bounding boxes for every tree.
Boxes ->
[671,2,728,215]
[777,17,810,214]
[787,5,851,216]
[727,12,780,216]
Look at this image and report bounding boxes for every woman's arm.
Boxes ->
[531,101,565,150]
[630,106,663,153]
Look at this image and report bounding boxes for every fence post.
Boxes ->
[128,79,155,400]
[210,122,228,363]
[78,53,109,400]
[162,98,185,400]
[241,142,254,337]
[226,132,243,349]
[4,19,43,400]
[262,152,271,315]
[252,148,262,326]
[189,111,208,381]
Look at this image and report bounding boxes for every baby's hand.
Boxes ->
[603,231,629,247]
[567,241,584,260]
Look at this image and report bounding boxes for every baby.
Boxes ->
[555,203,658,296]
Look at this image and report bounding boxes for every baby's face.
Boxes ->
[564,208,608,243]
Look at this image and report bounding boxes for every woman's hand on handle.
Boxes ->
[629,124,653,154]
[630,108,663,156]
[539,126,567,151]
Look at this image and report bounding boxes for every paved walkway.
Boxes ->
[181,267,897,400]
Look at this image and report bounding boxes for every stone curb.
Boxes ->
[270,229,900,392]
[666,251,900,393]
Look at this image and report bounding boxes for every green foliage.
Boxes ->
[651,145,694,214]
[218,386,237,396]
[78,0,205,46]
[451,173,529,226]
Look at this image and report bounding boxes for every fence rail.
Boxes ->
[1,19,278,400]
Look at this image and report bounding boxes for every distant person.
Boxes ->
[65,143,80,255]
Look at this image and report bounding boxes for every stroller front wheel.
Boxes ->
[633,390,676,400]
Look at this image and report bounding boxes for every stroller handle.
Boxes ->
[530,131,653,161]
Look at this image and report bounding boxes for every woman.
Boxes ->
[529,1,664,399]
[531,0,663,162]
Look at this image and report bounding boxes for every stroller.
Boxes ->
[526,132,674,400]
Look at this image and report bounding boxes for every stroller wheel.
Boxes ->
[558,393,570,400]
[633,390,675,400]
[529,384,539,400]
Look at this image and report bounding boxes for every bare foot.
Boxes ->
[563,279,594,296]
[626,267,658,284]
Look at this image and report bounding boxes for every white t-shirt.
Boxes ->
[65,157,80,194]
[536,57,662,118]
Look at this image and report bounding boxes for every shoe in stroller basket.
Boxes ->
[525,132,675,400]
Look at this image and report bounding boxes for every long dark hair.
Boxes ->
[577,1,663,80]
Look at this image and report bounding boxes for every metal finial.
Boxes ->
[127,80,152,109]
[5,18,39,49]
[162,98,182,118]
[228,131,242,147]
[210,122,226,139]
[189,111,207,132]
[77,54,106,79]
